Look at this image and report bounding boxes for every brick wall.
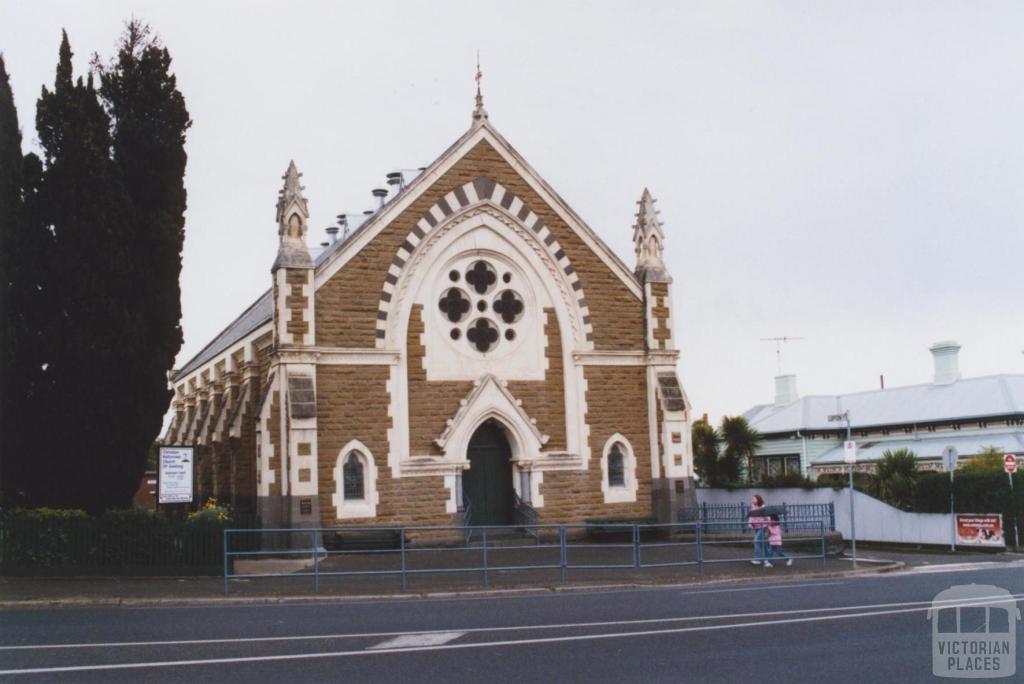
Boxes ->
[316,140,644,351]
[507,308,566,450]
[539,365,653,522]
[316,364,451,527]
[285,269,309,344]
[649,282,671,350]
[407,304,473,456]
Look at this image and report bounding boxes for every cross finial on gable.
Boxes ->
[472,51,488,125]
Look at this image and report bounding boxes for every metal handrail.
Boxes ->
[222,520,830,595]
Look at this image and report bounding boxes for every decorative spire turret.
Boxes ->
[633,188,667,280]
[273,160,313,271]
[472,52,488,125]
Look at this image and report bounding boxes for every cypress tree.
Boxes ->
[0,55,54,506]
[36,31,138,512]
[96,21,191,509]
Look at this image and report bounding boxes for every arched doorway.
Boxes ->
[464,419,514,526]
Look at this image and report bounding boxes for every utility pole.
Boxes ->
[829,411,856,567]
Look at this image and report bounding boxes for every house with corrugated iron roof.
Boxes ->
[741,341,1024,479]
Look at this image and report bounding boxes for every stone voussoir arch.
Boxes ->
[374,177,594,348]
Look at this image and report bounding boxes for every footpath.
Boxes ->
[1,547,1017,609]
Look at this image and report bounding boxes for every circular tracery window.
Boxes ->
[437,259,526,354]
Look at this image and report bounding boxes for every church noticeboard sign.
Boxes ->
[158,446,194,504]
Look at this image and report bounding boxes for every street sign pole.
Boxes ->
[846,437,856,568]
[944,447,959,552]
[1005,454,1019,551]
[830,411,856,568]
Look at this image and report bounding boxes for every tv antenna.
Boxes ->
[761,336,804,375]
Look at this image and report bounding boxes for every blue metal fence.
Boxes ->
[678,502,835,532]
[222,520,829,595]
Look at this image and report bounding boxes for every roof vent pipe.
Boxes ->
[386,171,404,192]
[930,340,962,385]
[371,187,388,209]
[325,225,339,244]
[774,374,798,406]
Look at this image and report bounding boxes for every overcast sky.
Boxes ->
[3,0,1023,423]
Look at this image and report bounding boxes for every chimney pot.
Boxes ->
[774,374,798,406]
[929,340,962,385]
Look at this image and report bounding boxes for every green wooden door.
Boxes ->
[464,421,514,526]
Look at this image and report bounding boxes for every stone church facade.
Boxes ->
[166,99,694,529]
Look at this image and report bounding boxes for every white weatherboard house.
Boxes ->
[742,342,1024,479]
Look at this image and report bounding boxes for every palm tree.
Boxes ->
[692,420,722,485]
[875,448,919,509]
[719,416,763,483]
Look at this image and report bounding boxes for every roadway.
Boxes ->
[2,561,1023,682]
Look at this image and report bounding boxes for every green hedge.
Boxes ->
[0,508,234,575]
[913,472,1024,521]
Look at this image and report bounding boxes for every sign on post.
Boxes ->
[955,514,1005,547]
[1005,454,1018,474]
[158,446,194,504]
[943,446,959,472]
[843,440,857,464]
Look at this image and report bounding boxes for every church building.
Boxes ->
[165,92,695,529]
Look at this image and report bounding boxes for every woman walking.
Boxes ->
[748,494,770,565]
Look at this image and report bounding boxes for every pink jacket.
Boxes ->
[748,506,770,530]
[768,523,783,546]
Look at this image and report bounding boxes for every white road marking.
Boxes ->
[368,632,463,650]
[0,589,1008,653]
[904,561,1024,574]
[1,593,1021,677]
[2,596,1022,676]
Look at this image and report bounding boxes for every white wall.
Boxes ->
[696,487,960,546]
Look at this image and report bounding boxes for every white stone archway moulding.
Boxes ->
[376,177,594,350]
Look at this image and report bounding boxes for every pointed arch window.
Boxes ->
[343,453,365,500]
[602,435,638,504]
[607,444,626,488]
[333,441,378,519]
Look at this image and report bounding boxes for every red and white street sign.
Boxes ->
[1005,454,1018,474]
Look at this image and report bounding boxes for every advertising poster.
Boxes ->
[955,514,1004,547]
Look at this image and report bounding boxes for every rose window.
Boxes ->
[439,260,525,354]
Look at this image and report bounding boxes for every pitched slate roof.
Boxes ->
[173,191,388,381]
[743,374,1024,434]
